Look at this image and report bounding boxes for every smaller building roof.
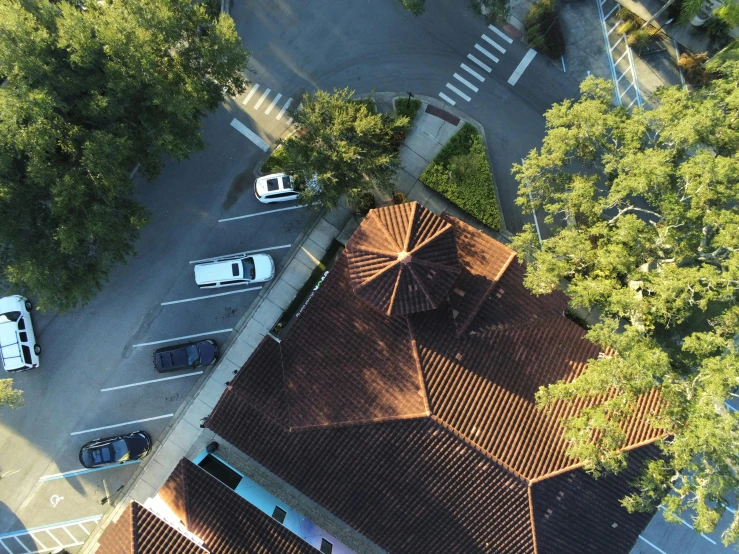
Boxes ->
[346,202,461,316]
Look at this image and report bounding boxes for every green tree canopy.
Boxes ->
[279,88,407,210]
[512,72,739,544]
[0,379,23,409]
[0,0,249,311]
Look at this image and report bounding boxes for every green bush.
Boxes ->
[261,146,288,174]
[420,123,501,230]
[202,0,221,19]
[394,98,422,122]
[348,191,376,215]
[524,0,565,59]
[627,28,653,50]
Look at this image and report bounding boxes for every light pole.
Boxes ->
[406,91,414,109]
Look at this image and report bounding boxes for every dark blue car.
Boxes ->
[153,339,218,373]
[79,431,151,468]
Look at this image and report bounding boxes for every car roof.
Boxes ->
[256,173,294,195]
[0,321,23,369]
[194,259,244,284]
[0,296,23,315]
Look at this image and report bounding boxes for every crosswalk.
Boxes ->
[0,515,102,553]
[438,24,514,106]
[240,82,295,125]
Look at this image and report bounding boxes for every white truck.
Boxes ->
[0,295,40,371]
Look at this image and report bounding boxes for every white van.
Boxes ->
[194,253,275,289]
[0,295,40,372]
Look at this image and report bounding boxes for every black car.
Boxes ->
[153,339,218,373]
[79,431,151,469]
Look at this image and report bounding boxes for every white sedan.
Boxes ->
[254,173,299,203]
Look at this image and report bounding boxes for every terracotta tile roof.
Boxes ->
[207,204,663,554]
[96,501,206,554]
[346,202,461,316]
[159,458,317,554]
[208,397,536,554]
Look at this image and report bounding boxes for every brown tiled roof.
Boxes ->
[159,458,317,554]
[96,501,206,554]
[346,202,461,316]
[207,204,663,554]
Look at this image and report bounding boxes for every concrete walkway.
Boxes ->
[81,94,508,552]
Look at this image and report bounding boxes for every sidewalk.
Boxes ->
[81,95,508,553]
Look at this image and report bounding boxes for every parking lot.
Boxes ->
[0,79,317,542]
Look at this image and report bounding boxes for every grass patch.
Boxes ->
[394,97,422,122]
[420,123,501,231]
[270,240,343,336]
[260,146,288,174]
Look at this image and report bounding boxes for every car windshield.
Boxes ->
[242,258,255,280]
[112,440,130,462]
[0,311,20,323]
[186,344,200,365]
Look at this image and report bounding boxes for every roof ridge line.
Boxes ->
[406,315,431,415]
[374,207,405,252]
[473,313,569,337]
[430,415,531,485]
[354,257,400,289]
[288,411,432,433]
[402,201,417,252]
[386,265,404,316]
[526,487,540,554]
[408,222,453,257]
[405,263,435,310]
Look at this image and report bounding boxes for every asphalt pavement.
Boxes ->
[0,0,582,547]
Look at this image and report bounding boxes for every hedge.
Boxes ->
[420,123,501,231]
[260,146,288,174]
[394,97,422,122]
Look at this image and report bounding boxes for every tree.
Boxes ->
[679,0,739,26]
[279,89,408,210]
[0,0,249,311]
[512,72,739,544]
[0,379,23,409]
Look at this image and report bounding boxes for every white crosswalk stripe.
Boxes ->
[488,24,513,44]
[265,93,282,115]
[276,98,293,120]
[474,43,499,63]
[242,83,259,105]
[453,73,479,92]
[438,92,457,106]
[460,63,485,82]
[467,53,492,72]
[254,88,271,109]
[482,34,506,53]
[446,83,471,102]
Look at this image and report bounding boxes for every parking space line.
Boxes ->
[474,43,499,63]
[438,92,456,106]
[253,88,271,110]
[482,34,506,53]
[71,414,173,436]
[658,506,716,544]
[101,371,204,393]
[133,329,232,348]
[467,53,492,73]
[508,49,536,86]
[242,83,259,105]
[219,205,306,223]
[276,98,293,120]
[0,540,11,553]
[265,93,282,115]
[161,286,262,306]
[453,73,479,92]
[189,244,291,264]
[488,24,513,44]
[39,460,142,482]
[230,118,269,152]
[460,63,485,82]
[638,536,668,554]
[446,83,471,102]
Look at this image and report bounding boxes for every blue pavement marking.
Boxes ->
[38,459,141,482]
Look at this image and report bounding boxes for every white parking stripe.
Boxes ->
[39,461,142,482]
[265,93,282,115]
[219,205,306,223]
[253,88,271,110]
[446,83,471,102]
[286,116,294,126]
[637,536,668,554]
[71,414,174,435]
[482,34,506,53]
[460,63,485,82]
[438,92,457,106]
[101,372,204,392]
[453,73,479,92]
[276,98,293,120]
[230,118,269,152]
[474,43,499,63]
[488,24,513,44]
[508,49,537,86]
[189,244,291,264]
[132,329,233,348]
[467,53,492,72]
[242,83,259,105]
[161,286,262,306]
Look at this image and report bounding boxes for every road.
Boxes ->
[0,0,582,548]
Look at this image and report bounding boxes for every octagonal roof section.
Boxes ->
[345,202,461,316]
